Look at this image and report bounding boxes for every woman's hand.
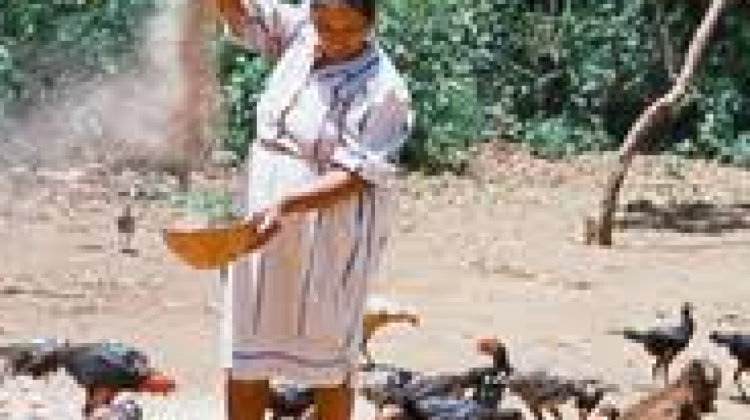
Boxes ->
[242,169,365,251]
[245,204,284,251]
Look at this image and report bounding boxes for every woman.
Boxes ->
[213,0,414,418]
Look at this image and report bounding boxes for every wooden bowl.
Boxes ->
[162,219,259,270]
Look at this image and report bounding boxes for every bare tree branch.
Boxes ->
[587,0,733,246]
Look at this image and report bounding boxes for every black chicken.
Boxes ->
[613,302,695,385]
[709,331,750,399]
[361,339,514,419]
[0,338,175,417]
[402,338,513,405]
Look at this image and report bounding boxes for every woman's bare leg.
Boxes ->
[314,380,354,420]
[226,370,270,420]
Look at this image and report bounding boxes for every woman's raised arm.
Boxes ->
[212,0,307,60]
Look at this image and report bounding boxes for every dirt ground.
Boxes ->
[2,144,750,418]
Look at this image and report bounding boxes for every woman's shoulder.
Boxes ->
[367,48,410,101]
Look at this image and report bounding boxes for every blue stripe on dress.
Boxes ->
[340,191,366,290]
[233,350,348,367]
[362,188,377,281]
[252,253,267,334]
[341,188,377,349]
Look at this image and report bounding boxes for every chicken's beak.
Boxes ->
[138,372,177,395]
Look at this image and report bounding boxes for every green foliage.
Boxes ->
[377,0,493,171]
[169,187,236,222]
[0,0,156,114]
[484,0,750,163]
[214,40,271,161]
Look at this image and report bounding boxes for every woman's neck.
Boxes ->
[314,44,367,69]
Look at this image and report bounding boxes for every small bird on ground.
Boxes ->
[116,203,136,254]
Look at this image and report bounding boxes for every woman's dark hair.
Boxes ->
[310,0,378,24]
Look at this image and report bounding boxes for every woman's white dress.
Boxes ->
[221,0,414,386]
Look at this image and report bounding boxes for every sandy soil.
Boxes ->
[2,145,750,418]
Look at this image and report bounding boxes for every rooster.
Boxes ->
[0,338,175,417]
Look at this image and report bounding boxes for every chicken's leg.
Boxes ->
[734,365,748,400]
[84,387,118,418]
[549,406,563,420]
[651,359,662,384]
[360,344,375,365]
[530,408,545,420]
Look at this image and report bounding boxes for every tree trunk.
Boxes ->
[590,0,732,246]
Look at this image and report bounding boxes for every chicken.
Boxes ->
[401,337,512,405]
[613,359,721,420]
[362,295,420,364]
[268,382,315,419]
[363,337,517,419]
[708,330,750,399]
[360,362,508,415]
[612,303,695,385]
[116,203,136,254]
[0,339,175,417]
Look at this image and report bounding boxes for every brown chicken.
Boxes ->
[614,359,721,420]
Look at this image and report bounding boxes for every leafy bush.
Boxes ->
[0,0,156,114]
[3,0,750,171]
[214,41,271,161]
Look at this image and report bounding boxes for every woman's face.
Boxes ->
[312,5,370,64]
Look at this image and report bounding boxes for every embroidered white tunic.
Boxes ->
[221,0,414,386]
